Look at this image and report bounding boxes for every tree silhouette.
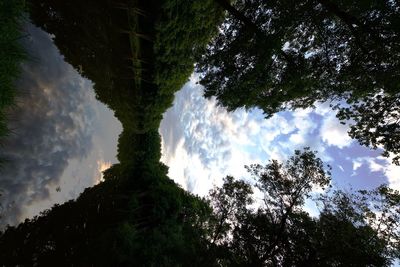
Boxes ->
[197,0,400,162]
[206,149,400,266]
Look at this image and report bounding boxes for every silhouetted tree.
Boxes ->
[337,94,400,164]
[197,0,400,162]
[206,149,400,266]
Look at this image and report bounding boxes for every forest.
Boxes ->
[0,0,400,266]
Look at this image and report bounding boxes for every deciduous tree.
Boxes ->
[197,0,400,162]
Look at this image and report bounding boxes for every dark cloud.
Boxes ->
[0,24,95,227]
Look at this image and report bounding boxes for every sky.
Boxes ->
[1,22,399,235]
[160,74,400,201]
[0,24,121,227]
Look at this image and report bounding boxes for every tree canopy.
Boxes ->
[29,0,224,133]
[1,148,399,266]
[196,0,400,162]
[205,149,400,266]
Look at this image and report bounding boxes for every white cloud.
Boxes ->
[349,155,400,190]
[160,75,329,196]
[319,112,353,149]
[353,159,363,171]
[384,163,400,190]
[160,74,400,200]
[380,154,400,190]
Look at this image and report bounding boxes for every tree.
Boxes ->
[206,149,400,266]
[314,186,400,266]
[336,94,400,164]
[29,0,224,133]
[0,161,215,266]
[196,0,400,162]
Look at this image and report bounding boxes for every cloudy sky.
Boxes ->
[0,24,121,227]
[160,75,400,200]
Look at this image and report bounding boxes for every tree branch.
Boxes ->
[214,0,263,37]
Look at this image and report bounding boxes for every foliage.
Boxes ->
[28,0,142,128]
[316,185,400,263]
[196,0,400,162]
[206,149,400,266]
[0,0,26,144]
[28,0,224,133]
[337,93,400,164]
[0,160,212,266]
[154,0,224,106]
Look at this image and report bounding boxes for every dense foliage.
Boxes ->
[196,0,400,163]
[154,0,223,110]
[1,147,399,266]
[337,94,400,164]
[0,0,26,146]
[29,0,223,133]
[206,149,400,266]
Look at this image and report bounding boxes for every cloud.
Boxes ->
[353,159,363,171]
[160,75,329,196]
[159,75,400,218]
[0,24,99,227]
[383,161,400,190]
[319,111,353,149]
[94,160,113,184]
[354,155,400,190]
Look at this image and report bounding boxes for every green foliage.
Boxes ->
[116,130,163,167]
[199,0,400,112]
[0,0,26,144]
[28,0,224,134]
[154,0,223,102]
[247,148,331,209]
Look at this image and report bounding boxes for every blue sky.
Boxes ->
[159,75,400,199]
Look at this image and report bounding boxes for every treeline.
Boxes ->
[0,156,210,266]
[1,148,399,266]
[28,0,223,133]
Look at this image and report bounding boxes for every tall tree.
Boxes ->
[207,149,400,266]
[197,0,400,162]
